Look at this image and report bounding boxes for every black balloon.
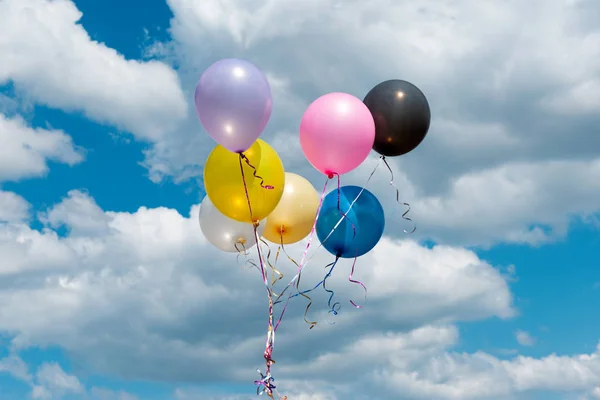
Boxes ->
[363,80,431,157]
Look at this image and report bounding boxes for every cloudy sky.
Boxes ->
[1,0,600,399]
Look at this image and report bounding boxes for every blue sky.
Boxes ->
[1,0,600,399]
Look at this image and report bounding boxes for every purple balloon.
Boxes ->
[194,58,273,153]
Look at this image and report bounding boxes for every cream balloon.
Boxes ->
[199,195,265,252]
[263,172,320,244]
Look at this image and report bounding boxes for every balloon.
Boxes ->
[316,186,384,258]
[263,172,320,245]
[363,79,431,157]
[199,195,265,252]
[299,92,375,176]
[194,58,273,153]
[204,139,285,223]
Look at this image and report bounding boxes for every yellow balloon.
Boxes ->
[263,172,320,244]
[204,139,285,223]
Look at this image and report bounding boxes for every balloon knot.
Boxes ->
[327,173,334,179]
[253,220,261,228]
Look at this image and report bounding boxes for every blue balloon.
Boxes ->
[316,185,385,258]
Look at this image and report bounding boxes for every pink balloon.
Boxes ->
[300,92,375,176]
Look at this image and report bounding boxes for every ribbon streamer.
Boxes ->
[259,237,284,298]
[348,256,367,308]
[240,153,275,189]
[237,154,282,399]
[254,369,287,399]
[322,257,340,312]
[234,241,260,272]
[381,156,416,234]
[275,232,318,329]
[322,257,341,324]
[274,258,342,325]
[333,173,357,240]
[268,177,332,331]
[273,174,354,328]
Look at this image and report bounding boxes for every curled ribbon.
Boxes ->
[259,237,284,298]
[278,232,318,329]
[348,256,367,308]
[322,257,341,324]
[274,257,342,325]
[269,177,332,331]
[240,153,274,190]
[234,241,260,272]
[255,368,285,399]
[381,156,416,234]
[238,154,282,399]
[322,257,340,312]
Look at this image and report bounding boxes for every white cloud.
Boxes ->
[0,113,83,182]
[516,330,536,347]
[130,0,600,247]
[280,326,600,399]
[0,190,511,394]
[0,191,598,398]
[171,324,600,399]
[0,1,599,399]
[541,78,600,115]
[0,190,30,223]
[264,135,600,247]
[0,354,32,382]
[89,387,139,400]
[33,363,84,399]
[38,189,111,236]
[0,0,187,142]
[410,157,600,246]
[0,354,138,400]
[174,389,336,400]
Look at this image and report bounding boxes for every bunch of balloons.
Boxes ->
[194,58,430,399]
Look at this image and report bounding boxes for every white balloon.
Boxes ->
[199,196,265,252]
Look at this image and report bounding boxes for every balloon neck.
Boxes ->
[237,238,246,245]
[327,173,334,179]
[252,220,260,228]
[278,225,285,234]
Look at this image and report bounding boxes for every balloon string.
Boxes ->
[240,153,274,190]
[237,155,283,399]
[274,258,342,326]
[381,156,416,234]
[252,223,280,398]
[254,369,287,399]
[348,256,367,308]
[234,241,260,272]
[334,173,357,240]
[308,158,383,260]
[260,237,284,297]
[273,276,323,305]
[295,177,330,275]
[270,177,331,330]
[322,257,341,321]
[273,232,318,330]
